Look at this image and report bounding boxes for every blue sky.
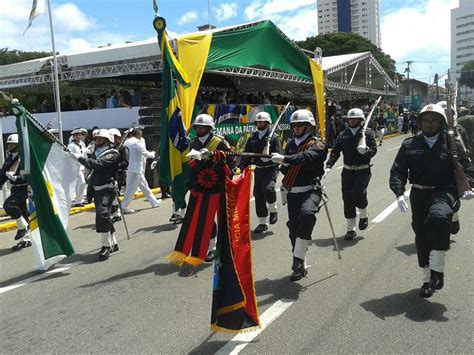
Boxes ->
[0,0,459,83]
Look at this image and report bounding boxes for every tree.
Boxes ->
[459,60,474,89]
[296,32,397,78]
[0,48,50,66]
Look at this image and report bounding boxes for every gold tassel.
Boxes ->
[167,251,187,266]
[184,256,204,267]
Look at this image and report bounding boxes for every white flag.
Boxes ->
[24,0,46,35]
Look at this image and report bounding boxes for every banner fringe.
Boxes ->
[210,323,261,334]
[167,251,187,266]
[184,256,204,267]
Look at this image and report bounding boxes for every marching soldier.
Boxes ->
[270,109,327,281]
[0,134,31,251]
[109,128,129,223]
[325,108,377,240]
[68,127,88,207]
[390,104,474,298]
[240,112,282,233]
[189,113,231,262]
[70,129,121,260]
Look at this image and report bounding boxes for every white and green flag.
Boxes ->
[24,0,46,35]
[15,104,78,270]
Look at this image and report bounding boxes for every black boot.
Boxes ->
[344,230,356,240]
[269,212,278,225]
[420,283,434,298]
[11,240,32,251]
[359,218,368,231]
[430,270,444,290]
[14,228,29,241]
[451,220,460,235]
[111,215,122,223]
[254,224,268,234]
[99,247,111,260]
[290,257,307,281]
[205,249,216,262]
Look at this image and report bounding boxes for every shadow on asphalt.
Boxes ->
[395,243,417,256]
[0,246,19,257]
[188,334,249,355]
[312,236,365,250]
[73,223,96,231]
[251,230,274,241]
[78,262,212,288]
[360,289,449,322]
[133,223,178,235]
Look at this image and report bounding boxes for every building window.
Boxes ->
[459,44,474,51]
[456,22,474,29]
[456,53,473,59]
[458,29,474,36]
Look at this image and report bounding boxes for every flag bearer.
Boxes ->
[71,129,120,260]
[68,127,88,207]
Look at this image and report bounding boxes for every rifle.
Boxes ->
[262,102,291,155]
[357,96,382,151]
[445,80,471,197]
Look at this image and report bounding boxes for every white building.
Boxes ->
[451,0,474,107]
[317,0,381,48]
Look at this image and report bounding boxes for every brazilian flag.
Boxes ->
[153,16,191,210]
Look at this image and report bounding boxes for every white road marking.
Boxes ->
[371,189,411,224]
[387,145,401,152]
[215,299,294,355]
[0,262,82,295]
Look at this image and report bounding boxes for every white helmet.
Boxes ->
[92,129,100,137]
[290,109,316,127]
[109,128,121,138]
[254,112,272,124]
[193,114,215,129]
[71,127,87,135]
[95,128,113,143]
[418,104,447,124]
[7,134,18,144]
[347,108,365,120]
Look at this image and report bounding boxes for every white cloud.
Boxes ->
[0,0,134,54]
[381,0,457,81]
[243,0,317,40]
[244,0,315,20]
[177,11,198,26]
[213,3,239,22]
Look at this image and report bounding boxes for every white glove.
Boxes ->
[461,190,474,200]
[280,187,288,206]
[270,153,285,164]
[5,171,17,181]
[69,152,82,161]
[357,146,370,155]
[397,195,409,213]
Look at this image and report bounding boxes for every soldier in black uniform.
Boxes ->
[109,128,129,223]
[325,108,377,240]
[390,104,474,298]
[189,113,231,262]
[240,112,282,233]
[71,129,121,260]
[270,109,327,281]
[0,134,31,250]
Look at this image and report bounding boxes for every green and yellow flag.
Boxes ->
[153,16,191,210]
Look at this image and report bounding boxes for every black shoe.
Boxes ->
[161,192,172,199]
[111,215,122,223]
[359,218,368,231]
[254,224,268,234]
[14,228,28,241]
[420,282,434,298]
[451,220,460,235]
[430,270,444,290]
[269,212,278,225]
[205,249,215,262]
[11,240,32,251]
[290,257,307,281]
[173,216,183,225]
[112,244,119,252]
[99,247,111,260]
[344,230,356,240]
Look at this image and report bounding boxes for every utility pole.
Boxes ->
[434,73,440,102]
[404,61,413,108]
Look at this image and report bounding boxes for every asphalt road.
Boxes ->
[0,134,473,354]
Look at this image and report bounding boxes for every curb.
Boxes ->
[0,188,161,234]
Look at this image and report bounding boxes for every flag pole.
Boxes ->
[46,0,63,143]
